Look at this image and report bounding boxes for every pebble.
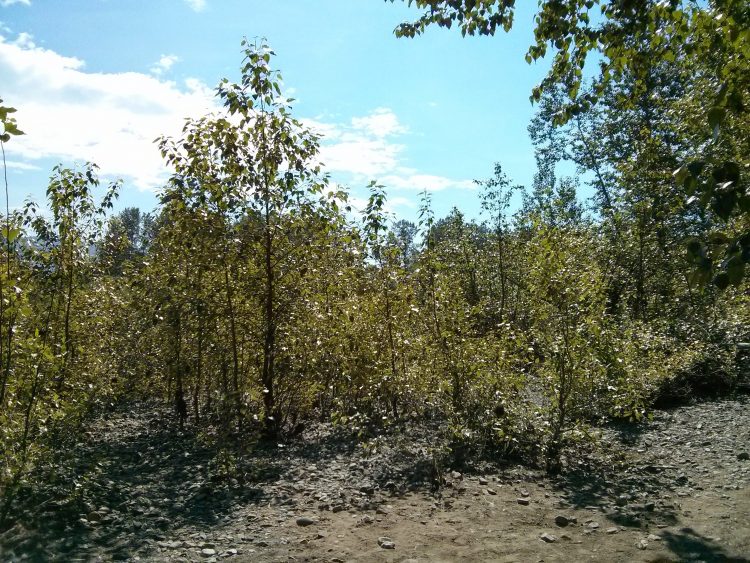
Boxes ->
[517,498,530,506]
[554,515,569,527]
[201,548,217,557]
[296,516,316,527]
[378,536,396,549]
[540,533,557,543]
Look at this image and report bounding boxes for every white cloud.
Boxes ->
[0,33,217,191]
[308,109,472,194]
[0,33,472,202]
[0,0,31,7]
[150,54,180,76]
[184,0,206,12]
[380,173,475,192]
[319,137,404,177]
[351,107,407,138]
[4,160,40,171]
[303,111,407,177]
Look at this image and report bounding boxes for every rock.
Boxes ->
[487,488,497,495]
[451,471,462,480]
[201,548,217,557]
[296,517,316,527]
[87,511,102,523]
[647,534,661,541]
[540,533,557,543]
[606,527,619,534]
[637,539,648,550]
[479,477,489,485]
[554,515,569,527]
[738,452,749,461]
[587,521,600,529]
[517,498,530,506]
[378,536,396,549]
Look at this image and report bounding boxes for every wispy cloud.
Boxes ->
[0,32,472,204]
[150,54,180,76]
[307,109,473,196]
[0,0,31,7]
[380,173,475,192]
[351,107,408,138]
[184,0,206,12]
[0,32,217,191]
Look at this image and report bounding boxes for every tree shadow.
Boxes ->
[659,527,749,562]
[0,402,277,561]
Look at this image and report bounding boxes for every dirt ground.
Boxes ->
[1,396,749,562]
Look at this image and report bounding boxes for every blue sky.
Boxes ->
[0,0,554,222]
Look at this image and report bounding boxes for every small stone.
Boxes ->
[587,521,600,529]
[554,515,569,527]
[487,488,497,495]
[87,511,102,523]
[517,498,530,506]
[378,536,396,549]
[201,548,217,557]
[647,534,661,541]
[637,539,648,550]
[606,527,619,534]
[540,533,557,543]
[296,517,316,527]
[479,477,489,485]
[737,452,750,461]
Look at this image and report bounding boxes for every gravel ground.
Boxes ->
[1,395,749,562]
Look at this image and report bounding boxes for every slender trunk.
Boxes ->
[194,304,203,425]
[223,260,242,434]
[262,214,277,435]
[0,140,9,407]
[381,265,399,418]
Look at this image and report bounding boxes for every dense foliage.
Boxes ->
[1,19,748,528]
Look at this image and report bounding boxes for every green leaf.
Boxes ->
[713,271,729,290]
[708,107,725,135]
[1,226,21,243]
[725,256,745,286]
